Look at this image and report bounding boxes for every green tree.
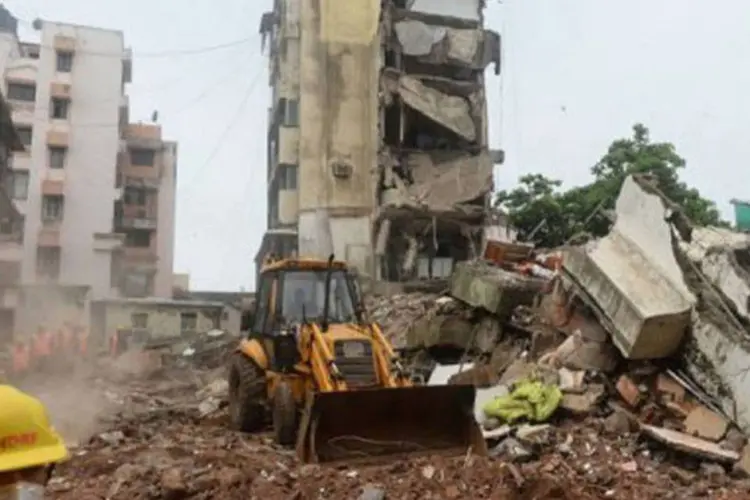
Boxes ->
[495,124,726,246]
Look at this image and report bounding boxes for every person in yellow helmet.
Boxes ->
[0,385,68,499]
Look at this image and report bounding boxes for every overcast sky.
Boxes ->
[7,0,748,291]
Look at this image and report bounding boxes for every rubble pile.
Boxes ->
[32,173,750,498]
[43,364,750,499]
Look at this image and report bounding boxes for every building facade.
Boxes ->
[0,7,177,337]
[256,0,500,285]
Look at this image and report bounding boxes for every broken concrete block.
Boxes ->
[640,425,740,464]
[734,444,750,478]
[548,329,618,373]
[655,373,686,403]
[562,176,695,360]
[450,261,546,320]
[683,316,750,435]
[683,227,750,322]
[558,368,586,393]
[406,314,476,350]
[684,406,729,442]
[560,384,605,415]
[616,375,642,408]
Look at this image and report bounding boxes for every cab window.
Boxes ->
[280,270,356,324]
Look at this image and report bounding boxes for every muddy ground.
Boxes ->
[25,364,750,500]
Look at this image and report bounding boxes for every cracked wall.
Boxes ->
[375,0,499,284]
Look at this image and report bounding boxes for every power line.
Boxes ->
[180,67,265,189]
[13,16,254,59]
[13,60,257,129]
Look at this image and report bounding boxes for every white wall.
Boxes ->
[7,23,124,297]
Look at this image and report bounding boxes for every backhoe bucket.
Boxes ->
[296,385,486,464]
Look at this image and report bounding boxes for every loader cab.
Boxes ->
[252,259,361,371]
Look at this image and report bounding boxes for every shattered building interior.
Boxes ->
[257,0,501,284]
[375,1,501,283]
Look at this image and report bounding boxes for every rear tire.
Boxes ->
[273,381,298,446]
[228,352,266,432]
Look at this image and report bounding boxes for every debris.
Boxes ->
[684,405,729,442]
[640,424,740,464]
[515,424,552,445]
[558,368,586,393]
[603,410,632,435]
[161,468,188,500]
[655,373,686,403]
[616,375,642,407]
[359,484,386,500]
[490,437,533,462]
[450,261,547,319]
[560,384,605,415]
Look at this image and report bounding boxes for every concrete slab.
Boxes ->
[450,261,546,319]
[563,177,694,359]
[641,424,739,464]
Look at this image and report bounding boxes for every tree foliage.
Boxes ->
[494,124,726,248]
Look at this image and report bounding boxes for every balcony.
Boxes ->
[120,216,157,230]
[50,82,72,100]
[37,225,61,247]
[46,130,69,148]
[122,174,160,190]
[53,35,76,52]
[124,123,162,149]
[41,179,65,196]
[278,126,299,165]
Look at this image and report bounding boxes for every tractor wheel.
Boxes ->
[272,381,298,447]
[228,352,266,432]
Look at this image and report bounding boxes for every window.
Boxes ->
[56,51,73,73]
[41,195,64,222]
[284,99,299,126]
[129,148,155,167]
[280,270,356,324]
[124,187,147,206]
[180,312,198,333]
[36,247,61,279]
[15,127,32,147]
[253,273,275,333]
[0,214,21,236]
[7,171,28,200]
[125,229,150,248]
[50,98,70,120]
[131,313,148,329]
[48,147,67,169]
[6,83,36,102]
[279,164,297,190]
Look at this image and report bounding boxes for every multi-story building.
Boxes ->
[0,6,177,337]
[113,123,177,298]
[256,0,500,285]
[0,84,25,343]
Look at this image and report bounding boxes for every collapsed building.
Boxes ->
[256,0,501,286]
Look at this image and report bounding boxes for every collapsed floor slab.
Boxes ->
[563,176,694,359]
[450,261,546,319]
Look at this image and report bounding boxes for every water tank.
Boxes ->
[731,199,750,232]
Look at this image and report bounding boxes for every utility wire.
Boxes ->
[13,15,253,59]
[180,67,265,190]
[14,58,258,129]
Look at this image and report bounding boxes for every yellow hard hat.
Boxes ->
[0,385,68,473]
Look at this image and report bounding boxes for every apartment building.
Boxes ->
[0,7,177,337]
[256,0,500,284]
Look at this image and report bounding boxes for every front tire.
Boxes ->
[273,381,298,446]
[228,352,266,432]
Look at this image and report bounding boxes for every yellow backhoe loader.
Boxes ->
[228,255,486,464]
